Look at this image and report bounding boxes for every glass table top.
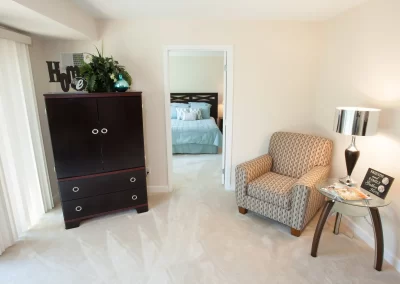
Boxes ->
[317,179,391,208]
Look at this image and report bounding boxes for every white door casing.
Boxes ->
[221,51,227,184]
[163,45,234,191]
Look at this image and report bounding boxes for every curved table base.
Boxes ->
[334,212,342,235]
[311,200,384,271]
[311,200,334,257]
[369,207,384,271]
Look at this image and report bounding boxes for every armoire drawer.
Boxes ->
[62,188,147,221]
[58,168,146,201]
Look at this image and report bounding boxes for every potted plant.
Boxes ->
[79,47,132,93]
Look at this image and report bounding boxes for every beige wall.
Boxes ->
[169,54,224,116]
[29,37,101,202]
[29,36,59,202]
[316,0,400,269]
[29,20,322,194]
[28,4,400,269]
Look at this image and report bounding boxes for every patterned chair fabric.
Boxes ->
[235,132,333,233]
[235,154,273,209]
[247,172,296,209]
[269,132,332,179]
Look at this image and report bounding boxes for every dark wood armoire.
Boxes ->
[44,92,148,229]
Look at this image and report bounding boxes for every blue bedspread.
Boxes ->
[171,118,223,147]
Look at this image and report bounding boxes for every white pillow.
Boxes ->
[188,108,202,120]
[176,107,202,120]
[181,112,197,121]
[176,107,190,120]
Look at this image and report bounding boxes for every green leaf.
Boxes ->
[95,46,102,58]
[80,47,132,92]
[88,74,96,92]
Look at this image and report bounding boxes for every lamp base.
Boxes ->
[339,175,357,186]
[341,136,360,187]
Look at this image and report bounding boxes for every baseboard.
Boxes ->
[52,192,60,207]
[227,181,235,191]
[226,186,234,191]
[343,216,400,272]
[147,186,170,193]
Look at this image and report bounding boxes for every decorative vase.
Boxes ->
[114,74,129,92]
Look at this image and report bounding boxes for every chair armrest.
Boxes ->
[235,154,273,207]
[295,166,330,189]
[291,166,330,230]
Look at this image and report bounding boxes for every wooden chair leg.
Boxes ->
[291,228,302,237]
[238,207,248,214]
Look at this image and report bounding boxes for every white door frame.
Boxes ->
[163,45,234,191]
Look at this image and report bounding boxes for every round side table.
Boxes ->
[310,179,391,271]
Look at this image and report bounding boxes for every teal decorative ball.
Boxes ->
[114,74,129,92]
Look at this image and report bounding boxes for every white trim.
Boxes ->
[225,47,234,190]
[163,45,234,191]
[221,51,227,185]
[148,186,170,193]
[343,216,400,272]
[0,27,31,45]
[163,49,174,192]
[169,50,225,57]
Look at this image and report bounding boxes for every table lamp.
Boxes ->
[333,107,380,185]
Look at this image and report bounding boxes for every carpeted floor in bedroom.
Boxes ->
[0,154,399,283]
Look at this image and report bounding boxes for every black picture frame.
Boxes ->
[361,168,394,199]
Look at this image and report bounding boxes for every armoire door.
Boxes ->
[46,98,103,178]
[97,96,145,172]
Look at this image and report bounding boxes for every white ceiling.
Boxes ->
[0,0,89,40]
[0,0,368,40]
[72,0,368,20]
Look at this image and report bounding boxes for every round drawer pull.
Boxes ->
[72,187,80,193]
[101,128,108,134]
[92,129,99,135]
[130,177,136,183]
[75,206,82,212]
[132,195,138,201]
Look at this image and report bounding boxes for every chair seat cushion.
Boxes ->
[247,172,297,209]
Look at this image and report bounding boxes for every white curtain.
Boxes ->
[0,38,53,255]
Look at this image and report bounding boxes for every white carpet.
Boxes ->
[0,154,399,283]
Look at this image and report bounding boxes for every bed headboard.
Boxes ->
[170,93,219,119]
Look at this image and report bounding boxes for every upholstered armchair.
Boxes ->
[235,132,333,237]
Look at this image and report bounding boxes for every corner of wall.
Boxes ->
[316,0,400,272]
[342,216,400,272]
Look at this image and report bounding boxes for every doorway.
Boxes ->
[163,46,233,191]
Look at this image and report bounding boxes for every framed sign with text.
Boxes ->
[361,168,394,199]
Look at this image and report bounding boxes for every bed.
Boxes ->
[170,93,223,154]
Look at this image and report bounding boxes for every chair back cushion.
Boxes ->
[268,132,333,179]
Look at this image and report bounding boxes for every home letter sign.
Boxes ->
[46,61,86,92]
